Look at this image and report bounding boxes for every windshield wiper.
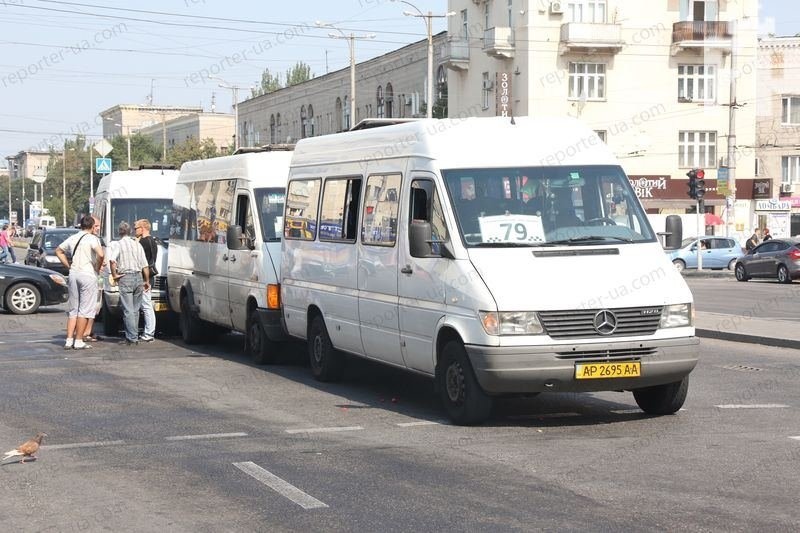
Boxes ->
[473,241,537,248]
[543,235,634,246]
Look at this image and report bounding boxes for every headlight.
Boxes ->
[479,311,544,336]
[660,303,692,328]
[45,255,60,263]
[49,274,67,286]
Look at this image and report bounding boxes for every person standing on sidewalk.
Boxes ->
[108,221,150,345]
[134,219,157,342]
[55,215,104,350]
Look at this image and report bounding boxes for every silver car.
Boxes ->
[734,238,800,283]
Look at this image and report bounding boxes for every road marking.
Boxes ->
[395,421,442,427]
[715,404,789,409]
[233,461,328,510]
[285,426,363,434]
[165,432,248,441]
[42,440,126,450]
[789,436,800,441]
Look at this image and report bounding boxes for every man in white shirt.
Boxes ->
[107,221,150,345]
[56,215,104,350]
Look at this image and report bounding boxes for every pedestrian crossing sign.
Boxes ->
[96,157,112,174]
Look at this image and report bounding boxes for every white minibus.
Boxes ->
[167,147,292,363]
[94,166,179,336]
[281,116,698,425]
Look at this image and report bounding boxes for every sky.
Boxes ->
[0,0,797,162]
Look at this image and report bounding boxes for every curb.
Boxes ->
[696,328,800,350]
[681,271,735,279]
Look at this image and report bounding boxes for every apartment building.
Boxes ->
[136,112,235,153]
[756,36,800,237]
[99,104,204,139]
[445,0,759,238]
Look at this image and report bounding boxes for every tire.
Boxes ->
[247,311,276,364]
[727,258,737,271]
[777,265,792,284]
[101,297,122,336]
[734,263,749,282]
[672,259,685,273]
[180,293,205,345]
[4,282,41,315]
[633,376,689,415]
[436,340,492,425]
[308,315,344,382]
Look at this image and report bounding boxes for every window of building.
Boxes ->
[781,96,800,125]
[678,131,717,168]
[319,177,362,242]
[307,104,315,137]
[568,1,607,23]
[269,115,276,144]
[680,0,718,22]
[461,9,468,39]
[362,174,401,246]
[484,1,490,30]
[678,65,716,102]
[284,179,321,241]
[508,0,513,27]
[335,98,343,132]
[568,62,606,100]
[300,106,308,139]
[482,72,491,110]
[385,83,394,118]
[377,86,385,118]
[782,156,800,184]
[276,113,282,142]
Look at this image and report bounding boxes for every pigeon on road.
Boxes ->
[2,432,47,464]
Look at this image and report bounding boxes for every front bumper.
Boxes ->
[466,337,699,394]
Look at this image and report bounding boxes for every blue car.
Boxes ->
[668,236,743,271]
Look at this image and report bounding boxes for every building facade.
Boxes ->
[4,150,52,224]
[445,0,759,240]
[99,104,204,139]
[137,112,235,153]
[237,33,448,146]
[756,36,800,237]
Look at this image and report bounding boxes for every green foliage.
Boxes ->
[109,133,162,170]
[165,137,221,168]
[432,81,448,119]
[285,61,313,86]
[251,69,283,97]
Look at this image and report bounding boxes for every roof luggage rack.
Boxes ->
[234,144,295,155]
[349,118,421,131]
[138,164,177,170]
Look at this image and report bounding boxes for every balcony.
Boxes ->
[483,27,515,59]
[559,23,624,55]
[442,37,470,71]
[672,21,732,53]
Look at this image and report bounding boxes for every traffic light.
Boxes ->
[695,169,706,200]
[687,169,698,199]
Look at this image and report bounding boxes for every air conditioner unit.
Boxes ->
[482,80,494,90]
[780,183,794,194]
[550,1,564,14]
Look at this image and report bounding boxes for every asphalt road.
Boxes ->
[0,305,798,531]
[686,277,800,319]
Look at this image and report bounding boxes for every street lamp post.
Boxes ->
[391,0,453,119]
[316,21,375,127]
[211,77,253,151]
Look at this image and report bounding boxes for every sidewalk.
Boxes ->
[695,311,800,350]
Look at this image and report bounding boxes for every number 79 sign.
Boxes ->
[478,214,546,244]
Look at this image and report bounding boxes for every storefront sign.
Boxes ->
[755,199,791,211]
[752,179,771,199]
[628,176,724,201]
[496,72,512,117]
[789,197,800,209]
[717,167,729,196]
[629,176,667,198]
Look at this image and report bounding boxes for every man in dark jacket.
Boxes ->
[745,231,760,252]
[135,219,157,342]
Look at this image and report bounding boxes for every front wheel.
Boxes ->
[247,311,276,364]
[180,293,205,344]
[436,341,492,425]
[672,259,685,273]
[308,316,344,382]
[777,265,792,284]
[5,282,41,314]
[734,263,749,282]
[633,376,689,415]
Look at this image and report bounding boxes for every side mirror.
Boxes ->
[226,225,246,250]
[663,215,682,250]
[410,221,433,258]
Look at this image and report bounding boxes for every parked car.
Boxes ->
[0,263,68,314]
[24,227,79,276]
[668,236,742,271]
[734,238,800,283]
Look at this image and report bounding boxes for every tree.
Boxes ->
[251,68,282,98]
[109,132,162,170]
[165,137,221,168]
[285,61,313,86]
[42,136,94,225]
[432,81,448,119]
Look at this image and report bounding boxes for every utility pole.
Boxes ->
[211,77,252,151]
[62,142,67,227]
[725,19,738,239]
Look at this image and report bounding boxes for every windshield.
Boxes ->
[442,165,655,247]
[43,231,77,250]
[254,187,285,242]
[110,199,172,241]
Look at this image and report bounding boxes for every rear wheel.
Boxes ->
[5,282,41,315]
[179,293,205,344]
[633,376,689,415]
[734,263,749,282]
[672,259,685,273]
[727,258,737,271]
[247,311,276,364]
[777,265,792,284]
[437,341,492,425]
[308,315,344,382]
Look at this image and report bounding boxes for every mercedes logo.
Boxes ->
[593,310,618,335]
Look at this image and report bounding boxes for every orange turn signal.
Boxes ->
[267,284,281,309]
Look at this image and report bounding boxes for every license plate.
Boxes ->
[575,361,641,380]
[153,302,168,312]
